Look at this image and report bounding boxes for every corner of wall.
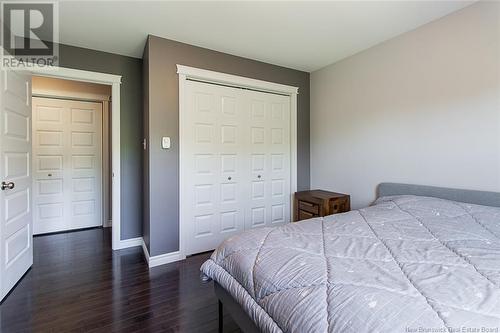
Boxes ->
[142,38,151,253]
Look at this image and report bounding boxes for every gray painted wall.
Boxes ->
[59,44,143,240]
[310,1,500,209]
[144,35,310,256]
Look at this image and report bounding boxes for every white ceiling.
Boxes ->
[59,1,475,72]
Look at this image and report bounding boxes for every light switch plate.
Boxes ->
[162,136,171,149]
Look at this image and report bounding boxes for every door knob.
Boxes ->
[227,176,232,181]
[257,175,262,179]
[1,181,15,191]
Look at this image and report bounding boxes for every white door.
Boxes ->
[182,81,291,256]
[183,81,247,255]
[32,97,102,235]
[245,90,291,230]
[0,69,33,301]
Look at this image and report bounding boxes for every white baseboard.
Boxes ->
[115,237,142,250]
[141,239,185,268]
[103,219,112,228]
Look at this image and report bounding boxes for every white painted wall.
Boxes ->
[310,1,500,209]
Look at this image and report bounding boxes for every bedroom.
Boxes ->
[0,0,498,332]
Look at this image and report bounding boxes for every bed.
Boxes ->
[201,183,500,332]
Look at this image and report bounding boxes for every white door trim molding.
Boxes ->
[31,86,111,102]
[177,64,299,261]
[177,65,299,96]
[32,67,121,86]
[30,66,124,250]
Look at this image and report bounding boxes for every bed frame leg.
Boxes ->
[218,300,224,333]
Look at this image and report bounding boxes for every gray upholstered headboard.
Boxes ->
[377,183,500,208]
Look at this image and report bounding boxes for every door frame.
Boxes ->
[177,64,299,259]
[30,67,123,250]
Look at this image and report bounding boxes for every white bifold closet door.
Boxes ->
[183,80,290,255]
[32,97,102,235]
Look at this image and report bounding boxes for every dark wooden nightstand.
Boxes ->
[294,190,350,222]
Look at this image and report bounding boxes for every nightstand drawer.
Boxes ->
[298,201,320,214]
[294,190,350,222]
[298,210,318,220]
[329,198,350,214]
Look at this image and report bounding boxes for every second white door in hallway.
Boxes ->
[32,97,103,235]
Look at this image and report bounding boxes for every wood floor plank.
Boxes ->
[0,228,242,333]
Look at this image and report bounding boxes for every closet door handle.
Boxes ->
[257,175,261,179]
[227,177,232,181]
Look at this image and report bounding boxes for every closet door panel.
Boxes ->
[185,85,219,249]
[68,101,102,230]
[268,96,291,226]
[218,91,245,235]
[184,81,246,255]
[245,91,291,230]
[246,95,268,229]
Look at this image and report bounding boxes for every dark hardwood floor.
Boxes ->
[0,228,242,333]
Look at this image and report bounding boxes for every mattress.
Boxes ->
[200,195,500,333]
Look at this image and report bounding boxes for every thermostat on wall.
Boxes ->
[162,137,171,149]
